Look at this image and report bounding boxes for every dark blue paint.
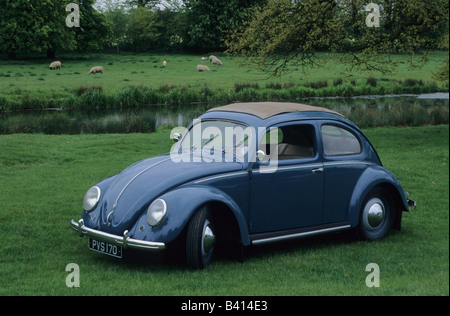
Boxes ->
[80,108,410,250]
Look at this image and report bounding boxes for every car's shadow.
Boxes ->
[93,229,365,272]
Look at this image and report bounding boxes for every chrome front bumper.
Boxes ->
[70,219,166,251]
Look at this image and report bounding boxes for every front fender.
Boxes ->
[129,185,250,246]
[348,165,410,227]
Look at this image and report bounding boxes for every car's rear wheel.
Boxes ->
[359,187,395,241]
[186,206,216,269]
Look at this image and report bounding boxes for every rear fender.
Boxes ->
[348,166,410,228]
[129,185,250,246]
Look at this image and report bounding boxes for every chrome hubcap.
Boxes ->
[363,198,385,231]
[368,203,385,228]
[202,219,215,257]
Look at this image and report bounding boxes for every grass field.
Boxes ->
[0,125,448,296]
[0,51,448,111]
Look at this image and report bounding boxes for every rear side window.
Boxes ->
[321,125,361,156]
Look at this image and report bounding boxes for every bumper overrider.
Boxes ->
[70,219,166,252]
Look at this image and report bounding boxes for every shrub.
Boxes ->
[0,96,9,112]
[367,76,377,87]
[333,78,344,86]
[266,82,282,90]
[234,82,259,92]
[308,80,328,89]
[78,90,107,109]
[75,85,89,96]
[403,78,424,86]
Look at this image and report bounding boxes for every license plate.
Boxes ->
[89,238,122,258]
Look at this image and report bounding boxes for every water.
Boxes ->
[0,93,448,134]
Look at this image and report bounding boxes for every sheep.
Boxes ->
[197,65,210,72]
[49,61,62,70]
[211,57,223,67]
[209,55,217,62]
[201,57,208,62]
[163,60,167,68]
[88,66,103,74]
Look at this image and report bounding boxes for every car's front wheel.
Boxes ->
[186,206,216,269]
[359,187,395,241]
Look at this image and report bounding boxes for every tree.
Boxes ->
[0,0,76,59]
[183,0,266,51]
[102,0,131,52]
[127,6,162,52]
[226,0,450,76]
[126,0,160,8]
[73,0,110,51]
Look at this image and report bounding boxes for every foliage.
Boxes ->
[0,0,77,59]
[1,0,447,59]
[183,0,266,51]
[226,0,450,76]
[433,34,449,81]
[127,6,163,52]
[73,0,110,51]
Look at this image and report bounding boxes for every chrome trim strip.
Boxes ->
[323,161,373,167]
[251,224,351,245]
[252,163,323,174]
[112,157,172,210]
[194,171,248,184]
[70,219,166,251]
[195,162,372,182]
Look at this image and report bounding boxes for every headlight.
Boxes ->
[83,186,101,212]
[146,199,167,227]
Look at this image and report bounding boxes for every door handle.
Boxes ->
[312,168,324,174]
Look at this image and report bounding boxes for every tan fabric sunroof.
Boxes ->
[208,102,343,119]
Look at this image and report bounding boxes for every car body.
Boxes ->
[71,102,416,269]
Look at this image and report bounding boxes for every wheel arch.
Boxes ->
[373,182,408,231]
[348,166,409,230]
[156,185,250,246]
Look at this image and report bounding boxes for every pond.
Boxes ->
[0,93,448,134]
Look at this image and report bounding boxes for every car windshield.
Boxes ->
[178,119,253,159]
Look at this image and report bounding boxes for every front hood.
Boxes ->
[98,153,243,234]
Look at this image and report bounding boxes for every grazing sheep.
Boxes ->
[209,55,217,62]
[211,57,223,67]
[88,66,103,74]
[49,61,62,70]
[197,65,210,72]
[163,60,167,68]
[201,57,208,62]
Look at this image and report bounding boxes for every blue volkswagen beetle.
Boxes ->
[71,102,416,269]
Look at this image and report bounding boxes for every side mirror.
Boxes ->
[256,150,266,162]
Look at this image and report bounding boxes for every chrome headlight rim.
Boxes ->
[146,199,167,227]
[83,186,101,213]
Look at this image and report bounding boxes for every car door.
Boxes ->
[249,121,324,234]
[320,122,369,224]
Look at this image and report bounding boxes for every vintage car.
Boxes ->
[71,102,416,269]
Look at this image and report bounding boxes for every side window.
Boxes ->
[321,125,362,156]
[259,124,316,160]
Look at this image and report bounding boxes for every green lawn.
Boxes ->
[0,51,448,111]
[0,125,448,296]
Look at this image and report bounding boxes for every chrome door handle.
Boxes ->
[312,168,324,174]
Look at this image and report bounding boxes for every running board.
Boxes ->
[251,224,351,245]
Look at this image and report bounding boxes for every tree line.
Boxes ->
[0,0,265,59]
[0,0,448,78]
